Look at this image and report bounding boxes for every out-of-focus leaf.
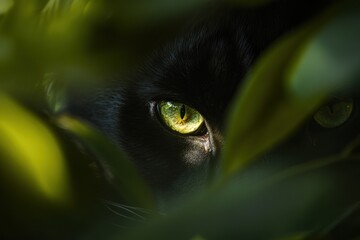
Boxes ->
[287,0,360,98]
[0,35,13,62]
[311,202,360,239]
[0,0,104,98]
[190,235,207,240]
[56,115,155,209]
[226,0,274,7]
[273,233,309,240]
[0,0,13,14]
[0,93,71,204]
[121,157,360,239]
[111,0,213,29]
[220,22,323,177]
[221,0,359,177]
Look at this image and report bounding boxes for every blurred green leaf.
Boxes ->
[110,0,213,29]
[0,92,71,204]
[56,115,155,209]
[190,235,207,240]
[0,0,13,14]
[0,0,104,98]
[287,0,360,98]
[274,233,309,240]
[122,158,360,239]
[220,20,323,177]
[221,0,359,177]
[313,202,360,239]
[0,35,13,62]
[226,0,274,7]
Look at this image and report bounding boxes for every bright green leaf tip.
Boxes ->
[0,93,71,204]
[0,0,13,14]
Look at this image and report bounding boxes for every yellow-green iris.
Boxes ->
[313,97,354,128]
[159,101,204,134]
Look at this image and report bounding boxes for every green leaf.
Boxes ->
[56,115,155,209]
[0,93,71,204]
[287,0,360,99]
[0,0,13,15]
[220,0,360,177]
[226,0,275,7]
[121,158,360,239]
[110,0,212,29]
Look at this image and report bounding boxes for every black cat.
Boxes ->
[66,0,359,205]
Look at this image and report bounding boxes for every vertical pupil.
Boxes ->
[180,104,186,119]
[327,105,334,114]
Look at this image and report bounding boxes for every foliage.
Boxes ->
[0,0,359,239]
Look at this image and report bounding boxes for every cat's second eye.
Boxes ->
[158,101,204,135]
[313,97,354,128]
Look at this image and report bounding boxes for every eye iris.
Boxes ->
[159,101,204,134]
[313,98,354,128]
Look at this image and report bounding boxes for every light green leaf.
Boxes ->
[0,0,13,15]
[0,93,71,204]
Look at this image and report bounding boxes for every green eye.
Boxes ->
[313,98,354,128]
[158,101,204,134]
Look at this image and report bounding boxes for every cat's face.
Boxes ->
[81,13,265,201]
[116,24,249,199]
[67,1,359,204]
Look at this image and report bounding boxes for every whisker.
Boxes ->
[104,204,144,222]
[104,200,157,216]
[105,201,146,220]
